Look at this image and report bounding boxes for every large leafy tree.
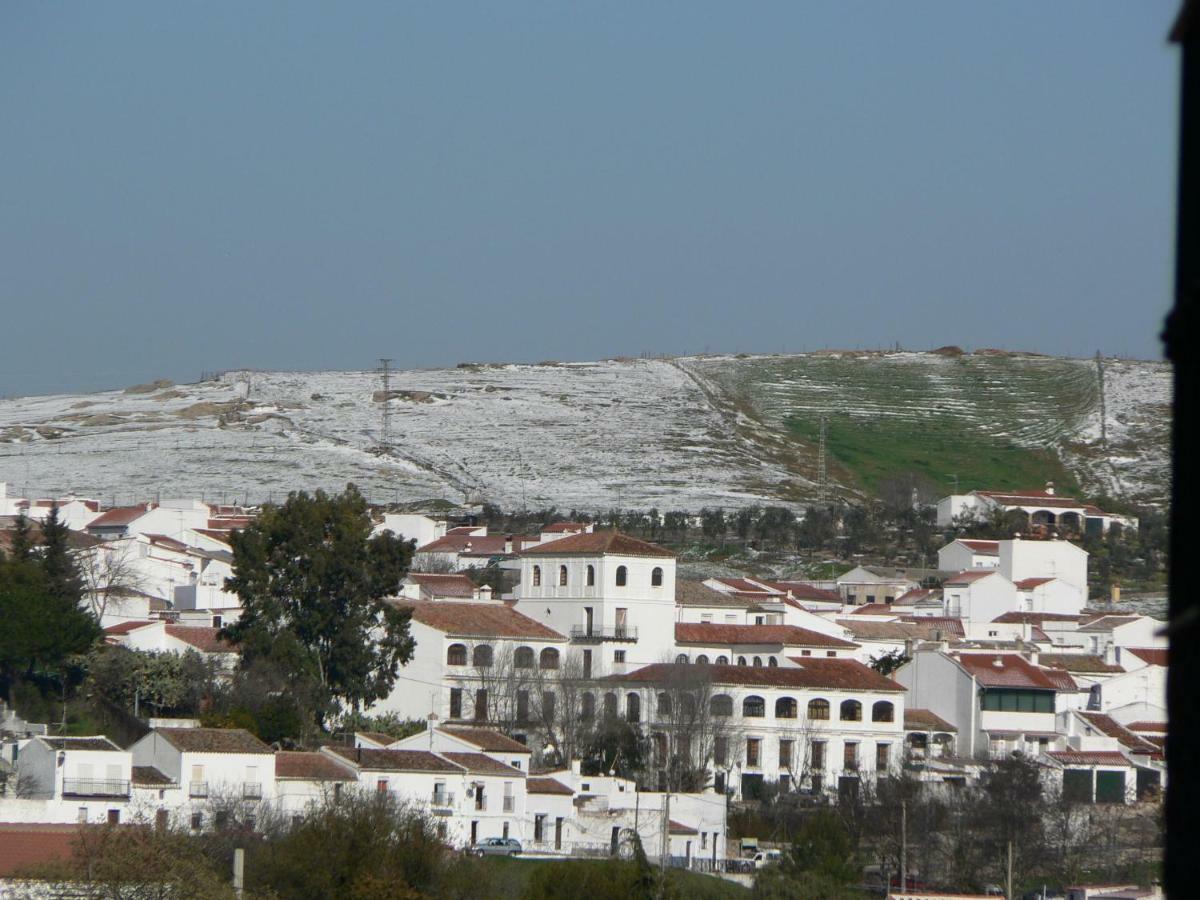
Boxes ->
[222,484,415,725]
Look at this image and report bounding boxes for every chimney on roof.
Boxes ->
[504,535,513,554]
[1110,583,1121,608]
[992,657,1004,668]
[1045,482,1055,496]
[479,584,493,601]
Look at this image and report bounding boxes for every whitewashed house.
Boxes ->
[937,539,1001,572]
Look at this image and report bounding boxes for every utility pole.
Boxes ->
[1005,839,1013,900]
[378,358,393,452]
[232,847,244,898]
[900,798,907,893]
[817,414,829,505]
[658,791,670,897]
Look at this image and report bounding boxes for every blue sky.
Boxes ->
[0,1,1181,395]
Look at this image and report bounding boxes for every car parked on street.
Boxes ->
[470,837,523,857]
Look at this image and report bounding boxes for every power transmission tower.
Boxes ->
[379,358,393,451]
[817,414,829,505]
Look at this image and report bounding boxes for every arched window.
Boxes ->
[657,692,673,717]
[616,565,627,587]
[840,699,862,722]
[710,694,733,717]
[651,567,664,587]
[753,656,763,667]
[872,701,895,723]
[767,657,778,667]
[558,565,568,587]
[742,695,766,717]
[675,653,689,664]
[808,699,830,720]
[473,645,493,668]
[514,647,534,669]
[680,694,697,718]
[775,697,798,719]
[532,565,541,587]
[604,692,618,718]
[446,644,467,666]
[581,692,595,721]
[626,692,641,722]
[696,654,710,665]
[539,647,560,670]
[716,655,729,665]
[737,656,747,666]
[586,565,595,586]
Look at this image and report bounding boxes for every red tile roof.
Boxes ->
[145,533,190,552]
[542,522,589,533]
[611,660,904,693]
[770,581,843,603]
[165,625,235,654]
[903,708,957,732]
[1039,654,1124,675]
[521,530,674,558]
[527,776,574,795]
[440,727,531,753]
[440,752,524,776]
[954,653,1070,691]
[1077,713,1160,755]
[407,573,479,598]
[132,765,175,786]
[155,727,272,754]
[958,540,1000,554]
[850,604,903,617]
[1127,721,1167,733]
[417,533,512,555]
[325,746,462,772]
[1015,577,1056,590]
[104,620,155,636]
[977,491,1086,509]
[674,623,857,649]
[668,820,699,835]
[1078,616,1141,633]
[676,581,755,608]
[943,570,999,586]
[992,612,1083,624]
[0,823,84,877]
[87,505,151,528]
[711,577,778,594]
[1126,647,1167,667]
[402,602,564,640]
[1044,750,1132,766]
[275,751,356,781]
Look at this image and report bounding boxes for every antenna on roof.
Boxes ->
[817,414,829,505]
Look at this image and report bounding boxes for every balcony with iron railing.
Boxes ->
[242,782,263,800]
[570,625,637,643]
[430,791,455,809]
[62,779,130,798]
[189,782,209,798]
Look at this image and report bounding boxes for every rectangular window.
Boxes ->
[77,807,88,823]
[517,690,530,722]
[844,742,859,771]
[746,738,761,767]
[801,649,811,656]
[475,689,488,720]
[191,812,202,831]
[866,595,875,604]
[614,650,626,663]
[377,779,388,793]
[826,650,836,657]
[535,814,545,843]
[779,739,794,769]
[701,831,708,850]
[811,741,826,771]
[714,736,728,766]
[582,649,592,678]
[780,774,791,792]
[450,687,463,719]
[701,613,713,623]
[876,743,890,772]
[504,782,514,812]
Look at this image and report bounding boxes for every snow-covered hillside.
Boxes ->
[0,352,1170,510]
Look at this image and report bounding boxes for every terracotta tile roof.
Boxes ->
[837,618,962,641]
[0,823,84,877]
[894,588,939,606]
[1127,721,1167,733]
[992,612,1083,624]
[903,708,957,732]
[440,727,531,753]
[674,623,857,649]
[918,617,966,637]
[1078,615,1141,633]
[155,727,272,754]
[542,522,589,533]
[40,736,121,752]
[1044,750,1132,766]
[850,604,902,617]
[955,654,1068,691]
[1126,647,1167,666]
[325,746,462,773]
[520,530,673,558]
[104,620,155,636]
[87,505,151,528]
[132,765,176,786]
[165,625,235,654]
[145,533,190,552]
[977,490,1086,509]
[958,540,1000,554]
[676,581,756,608]
[407,573,478,598]
[1030,627,1052,642]
[440,752,524,776]
[402,601,564,640]
[610,660,904,693]
[193,528,233,544]
[770,581,843,603]
[668,820,699,835]
[943,570,998,586]
[711,577,778,594]
[1077,713,1160,755]
[355,731,397,747]
[275,751,356,781]
[1039,654,1124,675]
[417,533,511,555]
[527,776,573,795]
[1015,577,1056,590]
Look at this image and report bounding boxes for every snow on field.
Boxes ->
[0,353,1170,510]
